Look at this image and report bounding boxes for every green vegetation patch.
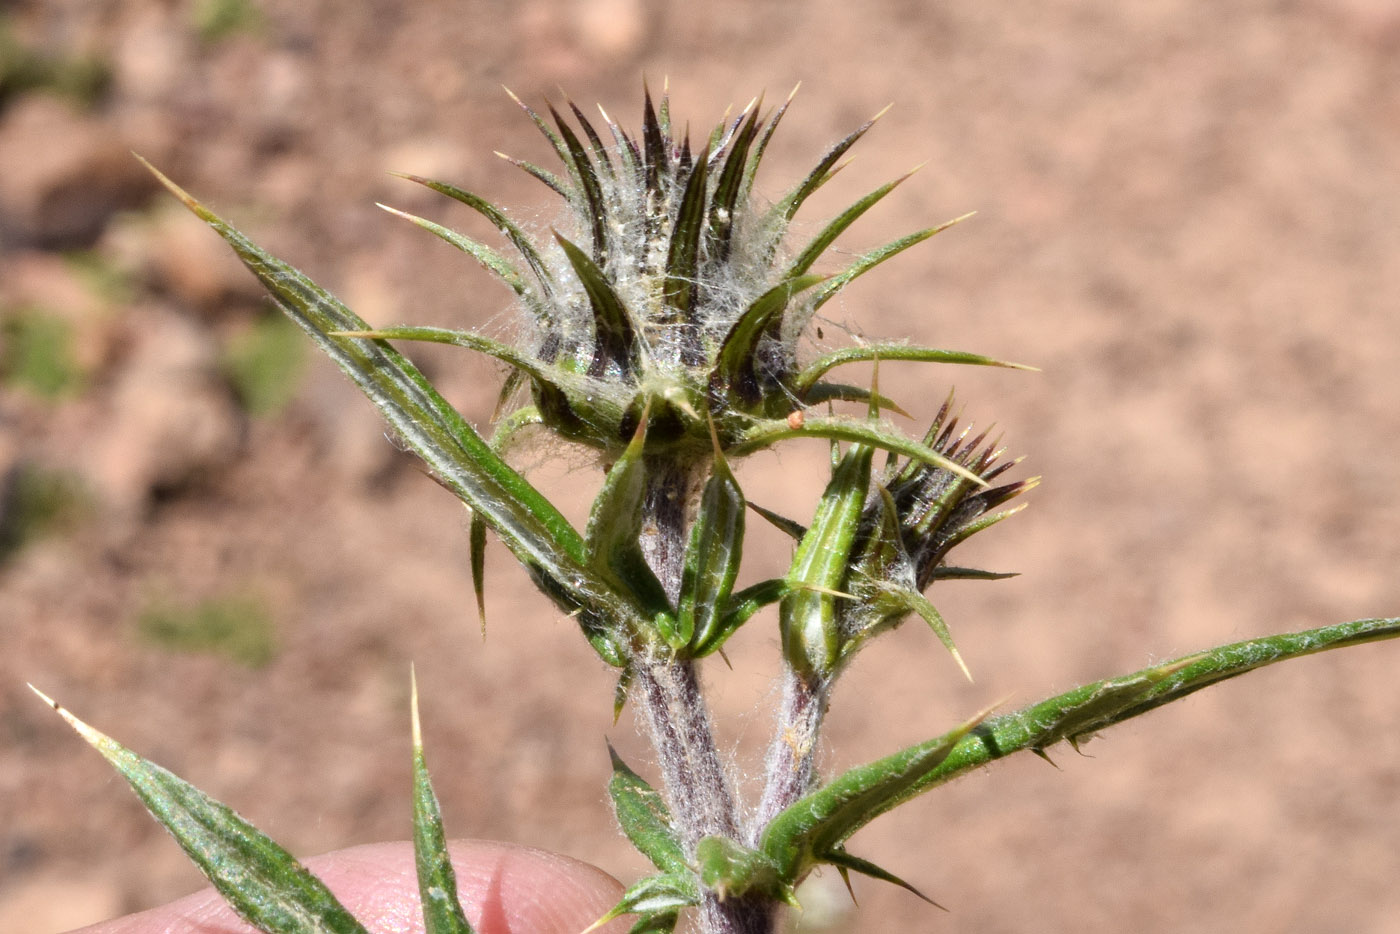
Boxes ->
[137,592,279,668]
[222,314,306,416]
[190,0,265,45]
[1,306,84,400]
[0,17,110,110]
[0,464,92,563]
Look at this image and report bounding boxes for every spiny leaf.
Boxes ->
[706,100,762,262]
[138,159,641,663]
[747,501,808,541]
[784,169,918,279]
[794,343,1036,397]
[738,84,797,209]
[549,104,609,258]
[939,496,1035,549]
[584,873,699,934]
[879,616,1400,818]
[662,143,711,319]
[375,203,532,301]
[759,703,995,883]
[606,744,688,876]
[695,836,791,904]
[868,584,972,681]
[31,685,369,934]
[389,174,558,302]
[468,508,487,635]
[641,84,667,189]
[467,406,546,634]
[569,99,616,179]
[599,103,644,185]
[694,578,792,657]
[495,151,572,199]
[328,325,626,441]
[821,848,942,908]
[678,429,744,653]
[326,325,547,383]
[710,274,827,404]
[411,671,476,934]
[769,106,888,226]
[585,413,674,629]
[781,444,873,678]
[504,88,574,176]
[555,232,645,379]
[929,566,1020,582]
[730,414,989,486]
[811,214,973,311]
[799,381,911,416]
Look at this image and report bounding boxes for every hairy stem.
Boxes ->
[752,669,829,842]
[635,456,773,934]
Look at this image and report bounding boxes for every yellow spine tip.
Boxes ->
[410,664,423,750]
[28,684,107,747]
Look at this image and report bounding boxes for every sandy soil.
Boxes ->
[3,1,1399,932]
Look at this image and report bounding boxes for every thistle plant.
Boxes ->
[34,86,1398,934]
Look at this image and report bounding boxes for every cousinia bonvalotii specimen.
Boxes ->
[34,86,1399,934]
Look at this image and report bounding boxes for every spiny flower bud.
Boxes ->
[351,85,1024,483]
[774,392,1034,682]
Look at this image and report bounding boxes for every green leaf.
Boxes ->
[641,84,668,188]
[693,578,792,657]
[497,153,572,199]
[375,203,533,301]
[929,565,1020,582]
[794,343,1036,397]
[411,672,476,934]
[328,326,626,441]
[585,873,699,934]
[626,910,681,934]
[390,174,558,303]
[810,215,972,312]
[867,584,971,681]
[737,85,796,207]
[325,325,548,383]
[798,382,910,416]
[31,685,369,934]
[567,99,617,180]
[585,415,674,630]
[678,443,745,653]
[663,143,710,318]
[746,501,807,541]
[759,704,995,885]
[874,616,1400,819]
[784,170,917,279]
[695,836,791,904]
[769,108,887,227]
[466,406,545,635]
[730,415,988,486]
[710,274,826,405]
[706,102,762,262]
[555,232,645,379]
[504,89,574,180]
[139,160,640,663]
[821,847,941,908]
[606,744,689,875]
[549,104,608,258]
[780,444,873,678]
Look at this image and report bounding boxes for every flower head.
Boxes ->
[358,86,1022,479]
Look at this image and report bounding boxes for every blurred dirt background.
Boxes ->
[3,1,1399,932]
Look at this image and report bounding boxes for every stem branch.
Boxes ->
[635,456,774,934]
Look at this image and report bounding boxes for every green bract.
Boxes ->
[39,87,1398,934]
